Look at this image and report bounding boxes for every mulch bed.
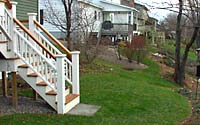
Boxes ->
[98,47,147,70]
[0,96,56,115]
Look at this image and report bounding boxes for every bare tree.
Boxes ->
[143,0,200,85]
[174,0,200,85]
[44,0,80,50]
[76,4,103,63]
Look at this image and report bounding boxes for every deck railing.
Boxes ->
[0,2,80,114]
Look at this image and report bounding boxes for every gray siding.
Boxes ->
[15,0,38,20]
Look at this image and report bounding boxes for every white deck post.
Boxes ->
[28,13,37,46]
[0,1,5,17]
[10,2,17,58]
[56,54,66,114]
[71,51,80,95]
[10,2,17,18]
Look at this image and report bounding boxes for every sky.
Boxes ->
[135,0,179,21]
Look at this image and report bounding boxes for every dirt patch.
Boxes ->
[98,46,147,70]
[180,118,200,125]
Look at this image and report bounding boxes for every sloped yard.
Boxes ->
[0,58,191,125]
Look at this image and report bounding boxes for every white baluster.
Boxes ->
[71,51,80,95]
[56,54,66,114]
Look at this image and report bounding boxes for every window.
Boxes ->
[128,12,131,24]
[40,9,44,25]
[110,13,114,23]
[128,15,131,24]
[94,11,97,20]
[98,12,101,20]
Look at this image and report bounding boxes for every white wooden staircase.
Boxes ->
[0,1,80,114]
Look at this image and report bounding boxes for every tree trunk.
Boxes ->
[62,0,72,50]
[179,27,199,85]
[174,0,183,85]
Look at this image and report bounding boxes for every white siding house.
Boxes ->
[39,0,139,41]
[39,0,66,38]
[78,0,103,33]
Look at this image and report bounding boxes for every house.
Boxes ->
[13,0,39,21]
[97,0,138,42]
[134,2,149,35]
[12,0,139,42]
[38,0,138,42]
[133,2,165,44]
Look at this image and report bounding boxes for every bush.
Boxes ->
[124,47,134,63]
[117,41,147,63]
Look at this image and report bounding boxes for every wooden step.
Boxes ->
[55,94,79,104]
[18,64,28,68]
[36,81,48,86]
[27,73,38,77]
[0,57,20,60]
[4,57,20,60]
[0,41,8,43]
[18,62,45,68]
[46,86,71,96]
[65,94,79,104]
[46,90,57,95]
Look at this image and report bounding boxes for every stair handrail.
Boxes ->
[14,29,57,91]
[14,18,55,59]
[32,20,73,85]
[34,20,72,59]
[34,29,62,55]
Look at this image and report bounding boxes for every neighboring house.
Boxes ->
[39,0,138,42]
[14,0,38,20]
[134,2,165,44]
[98,0,138,42]
[134,2,149,35]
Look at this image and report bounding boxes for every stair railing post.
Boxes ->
[71,51,80,95]
[10,1,17,58]
[55,54,66,114]
[0,1,5,17]
[28,13,37,46]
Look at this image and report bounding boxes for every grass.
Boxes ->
[0,58,191,125]
[163,40,196,60]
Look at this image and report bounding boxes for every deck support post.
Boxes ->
[33,89,38,100]
[11,71,17,108]
[2,71,8,97]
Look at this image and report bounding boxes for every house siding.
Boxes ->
[15,0,38,20]
[103,12,128,24]
[40,0,64,33]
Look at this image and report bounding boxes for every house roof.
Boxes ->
[100,0,139,12]
[78,0,104,9]
[134,2,149,11]
[149,16,158,22]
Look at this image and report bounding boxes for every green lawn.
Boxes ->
[0,58,191,125]
[163,40,196,60]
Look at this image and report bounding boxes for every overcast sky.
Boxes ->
[135,0,179,21]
